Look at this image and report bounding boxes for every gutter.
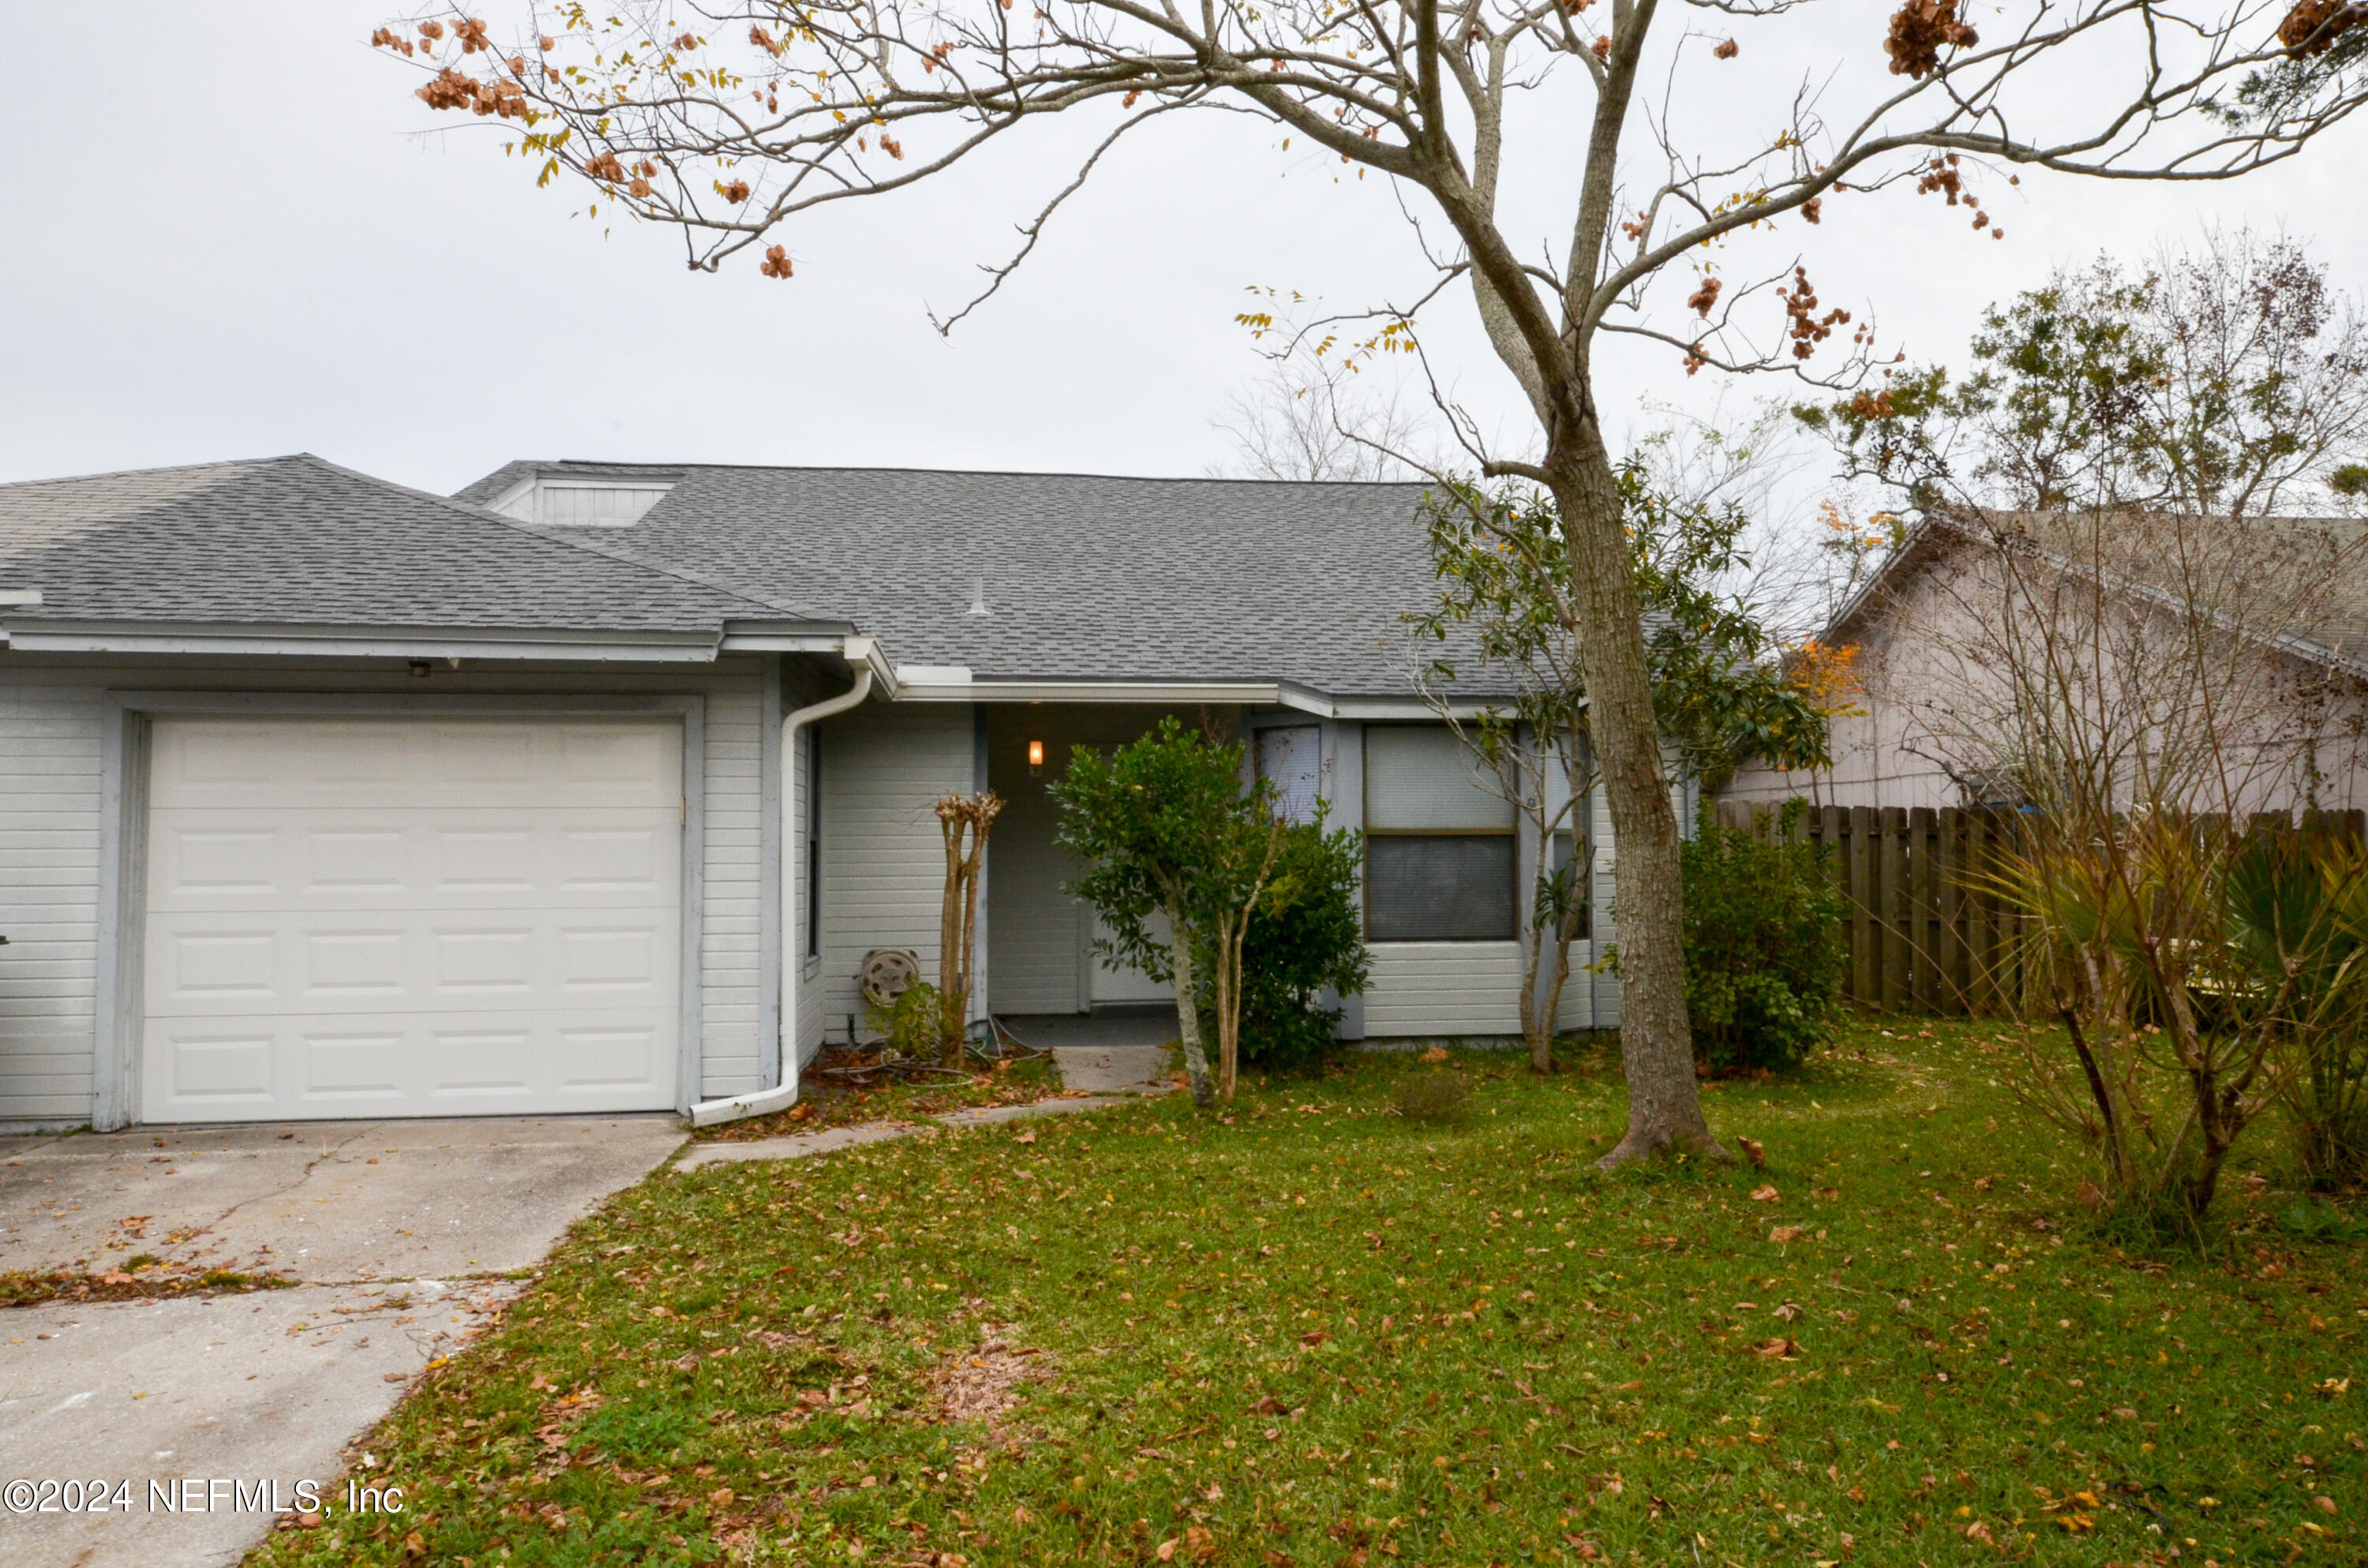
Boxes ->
[688,636,879,1128]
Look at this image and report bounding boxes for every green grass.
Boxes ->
[249,1019,2365,1566]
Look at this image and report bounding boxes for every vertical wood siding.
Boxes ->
[0,656,770,1125]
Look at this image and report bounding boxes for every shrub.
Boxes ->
[1680,799,1847,1073]
[866,980,942,1059]
[1198,806,1369,1074]
[1392,1068,1471,1125]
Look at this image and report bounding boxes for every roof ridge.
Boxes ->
[498,458,1433,490]
[294,455,818,623]
[0,455,281,490]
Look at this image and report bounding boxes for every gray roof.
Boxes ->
[458,462,1472,694]
[0,455,782,635]
[1835,507,2368,672]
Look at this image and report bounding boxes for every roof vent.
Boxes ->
[967,575,991,616]
[492,476,673,527]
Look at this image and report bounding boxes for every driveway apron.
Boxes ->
[0,1115,682,1567]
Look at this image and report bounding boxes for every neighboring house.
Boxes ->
[1723,510,2368,812]
[0,455,1620,1133]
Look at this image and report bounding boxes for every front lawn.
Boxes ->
[251,1020,2365,1566]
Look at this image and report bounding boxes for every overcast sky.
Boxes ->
[6,3,2362,500]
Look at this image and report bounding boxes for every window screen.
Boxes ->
[1366,836,1517,941]
[1364,725,1515,829]
[1363,726,1517,941]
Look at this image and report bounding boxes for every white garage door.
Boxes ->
[141,717,684,1123]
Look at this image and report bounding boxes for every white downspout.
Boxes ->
[689,641,878,1128]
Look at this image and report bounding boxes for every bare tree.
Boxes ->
[379,0,2368,1163]
[1210,354,1435,481]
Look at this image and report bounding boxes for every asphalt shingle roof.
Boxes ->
[457,462,1478,695]
[0,455,781,634]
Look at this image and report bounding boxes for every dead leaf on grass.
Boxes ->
[1750,1184,1780,1203]
[931,1341,1049,1431]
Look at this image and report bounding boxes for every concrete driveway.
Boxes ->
[0,1115,683,1567]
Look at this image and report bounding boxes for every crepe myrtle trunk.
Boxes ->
[1165,900,1216,1110]
[1543,428,1724,1164]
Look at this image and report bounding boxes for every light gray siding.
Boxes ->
[0,654,770,1127]
[813,701,975,1042]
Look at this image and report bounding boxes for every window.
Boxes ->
[804,728,822,960]
[1255,724,1323,825]
[1363,726,1517,941]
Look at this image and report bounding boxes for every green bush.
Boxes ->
[1680,799,1847,1074]
[865,980,942,1058]
[1201,806,1370,1073]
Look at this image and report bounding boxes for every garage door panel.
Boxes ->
[141,717,683,1123]
[302,927,409,997]
[300,1031,407,1101]
[145,813,680,913]
[147,914,678,1016]
[153,720,684,813]
[144,1007,679,1119]
[151,1030,279,1107]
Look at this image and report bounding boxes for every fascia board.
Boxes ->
[0,621,723,663]
[893,679,1283,705]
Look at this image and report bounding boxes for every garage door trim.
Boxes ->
[92,690,706,1130]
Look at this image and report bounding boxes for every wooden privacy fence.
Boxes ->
[1708,801,2368,1016]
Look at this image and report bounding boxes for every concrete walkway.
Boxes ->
[0,1116,682,1567]
[678,1042,1173,1171]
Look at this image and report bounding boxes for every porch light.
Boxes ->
[1028,739,1045,775]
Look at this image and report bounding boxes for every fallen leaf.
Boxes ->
[1014,1129,1036,1144]
[1770,1226,1804,1244]
[1737,1137,1765,1168]
[1750,1184,1781,1203]
[1754,1337,1801,1358]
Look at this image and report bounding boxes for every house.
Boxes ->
[1722,508,2368,813]
[0,455,1619,1133]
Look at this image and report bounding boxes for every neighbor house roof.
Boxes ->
[0,455,790,645]
[457,462,1478,697]
[1827,507,2368,675]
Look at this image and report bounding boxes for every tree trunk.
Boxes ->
[1532,900,1580,1076]
[1167,908,1216,1109]
[1546,433,1725,1164]
[1214,910,1239,1102]
[1519,915,1548,1072]
[939,817,967,1068]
